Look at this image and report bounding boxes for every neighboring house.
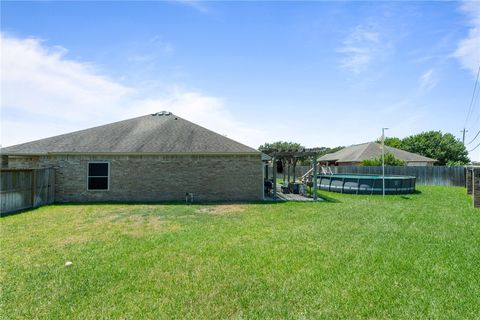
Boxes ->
[0,112,263,202]
[318,142,436,166]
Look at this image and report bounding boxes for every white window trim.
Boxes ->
[87,161,110,191]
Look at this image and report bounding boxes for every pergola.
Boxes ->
[261,148,323,200]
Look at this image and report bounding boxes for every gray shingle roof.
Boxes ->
[1,113,259,155]
[318,142,436,163]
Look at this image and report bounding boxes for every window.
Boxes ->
[88,162,109,190]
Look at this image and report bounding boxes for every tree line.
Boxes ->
[380,131,469,166]
[259,131,470,166]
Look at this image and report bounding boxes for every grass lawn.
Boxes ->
[1,186,479,319]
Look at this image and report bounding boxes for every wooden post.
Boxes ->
[292,158,297,183]
[50,168,56,204]
[287,159,291,183]
[473,167,480,208]
[312,155,318,200]
[467,167,473,195]
[273,156,277,200]
[30,169,36,207]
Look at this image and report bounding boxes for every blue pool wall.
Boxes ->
[316,174,416,195]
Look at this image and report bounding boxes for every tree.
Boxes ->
[258,142,343,156]
[258,141,304,151]
[399,131,469,166]
[259,142,345,182]
[362,153,406,166]
[317,146,345,157]
[259,142,305,182]
[377,137,403,149]
[258,143,344,166]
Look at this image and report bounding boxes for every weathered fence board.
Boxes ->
[332,166,465,187]
[268,165,465,187]
[0,168,55,215]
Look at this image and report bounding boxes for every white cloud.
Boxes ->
[338,26,386,75]
[418,69,438,92]
[1,34,133,122]
[453,1,480,76]
[0,33,265,148]
[123,89,265,146]
[125,36,174,64]
[149,35,175,54]
[173,0,210,13]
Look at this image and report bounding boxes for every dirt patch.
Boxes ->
[119,215,172,237]
[60,234,90,245]
[147,216,167,228]
[196,204,246,215]
[76,213,172,239]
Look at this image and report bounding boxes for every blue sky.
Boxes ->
[1,1,479,160]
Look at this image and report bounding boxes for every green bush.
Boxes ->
[362,152,406,166]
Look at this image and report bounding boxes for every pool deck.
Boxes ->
[265,186,321,202]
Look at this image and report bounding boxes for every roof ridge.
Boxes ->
[382,144,436,161]
[172,115,259,153]
[318,141,437,163]
[354,142,375,161]
[1,115,148,149]
[1,113,259,154]
[346,141,371,148]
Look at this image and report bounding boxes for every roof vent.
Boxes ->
[151,111,172,116]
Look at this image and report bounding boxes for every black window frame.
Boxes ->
[87,162,110,191]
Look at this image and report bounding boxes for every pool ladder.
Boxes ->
[301,166,333,183]
[321,166,334,175]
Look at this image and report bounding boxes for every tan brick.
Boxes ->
[9,154,263,202]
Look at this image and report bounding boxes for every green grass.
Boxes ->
[1,186,479,319]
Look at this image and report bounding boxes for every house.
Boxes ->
[0,112,263,202]
[318,142,436,166]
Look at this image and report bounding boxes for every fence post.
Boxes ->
[466,168,473,194]
[473,167,480,208]
[272,156,277,200]
[312,155,318,200]
[30,169,36,207]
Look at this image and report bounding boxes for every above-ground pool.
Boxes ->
[316,174,416,195]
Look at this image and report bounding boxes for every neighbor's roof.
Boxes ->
[318,142,436,163]
[1,112,259,155]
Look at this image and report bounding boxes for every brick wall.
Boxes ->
[6,156,40,169]
[8,154,263,202]
[1,155,8,168]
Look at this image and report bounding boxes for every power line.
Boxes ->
[472,91,480,127]
[464,64,480,128]
[466,129,480,145]
[469,140,480,153]
[461,128,468,144]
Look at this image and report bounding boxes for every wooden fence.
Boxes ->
[268,165,466,187]
[332,166,466,187]
[1,168,55,215]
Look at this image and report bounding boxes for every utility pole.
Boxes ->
[382,128,389,198]
[461,128,468,145]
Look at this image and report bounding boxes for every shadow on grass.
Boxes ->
[0,208,35,218]
[317,193,342,203]
[1,195,338,218]
[41,199,290,207]
[399,190,422,200]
